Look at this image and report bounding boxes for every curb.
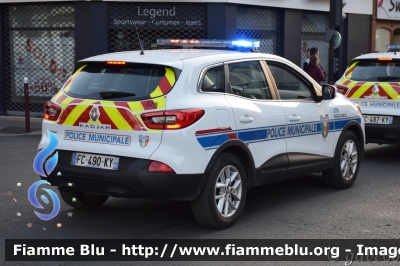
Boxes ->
[0,116,43,122]
[0,132,41,139]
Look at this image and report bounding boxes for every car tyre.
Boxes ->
[59,190,109,209]
[191,153,247,229]
[323,131,360,189]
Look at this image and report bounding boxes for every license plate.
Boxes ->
[362,115,393,124]
[71,152,119,170]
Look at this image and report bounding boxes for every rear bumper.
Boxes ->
[42,150,205,201]
[365,116,400,144]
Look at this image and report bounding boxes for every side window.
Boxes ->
[267,63,314,100]
[200,65,225,93]
[228,61,272,100]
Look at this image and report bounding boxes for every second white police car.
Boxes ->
[336,45,400,145]
[38,39,365,228]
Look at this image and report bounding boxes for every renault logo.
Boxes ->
[372,85,380,95]
[89,106,100,122]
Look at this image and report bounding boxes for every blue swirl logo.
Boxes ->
[28,180,60,221]
[33,130,59,177]
[30,130,60,220]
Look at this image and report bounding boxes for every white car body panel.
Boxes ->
[224,94,287,168]
[38,49,364,175]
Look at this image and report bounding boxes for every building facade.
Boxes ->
[373,0,400,52]
[0,0,372,116]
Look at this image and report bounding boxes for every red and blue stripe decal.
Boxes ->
[195,128,237,150]
[195,117,362,150]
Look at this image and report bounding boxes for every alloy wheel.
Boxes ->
[340,139,358,180]
[214,165,243,218]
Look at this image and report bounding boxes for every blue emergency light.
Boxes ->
[157,39,260,51]
[231,40,256,47]
[387,45,400,52]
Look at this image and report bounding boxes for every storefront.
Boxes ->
[373,0,400,52]
[108,2,207,52]
[0,2,75,115]
[0,0,372,115]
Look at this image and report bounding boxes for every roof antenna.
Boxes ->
[134,22,145,55]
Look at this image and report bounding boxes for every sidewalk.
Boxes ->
[0,115,42,138]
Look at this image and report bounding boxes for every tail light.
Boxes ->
[335,84,349,95]
[141,109,204,130]
[149,161,175,173]
[43,101,62,121]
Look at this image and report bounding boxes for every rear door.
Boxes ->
[47,61,178,159]
[223,60,288,185]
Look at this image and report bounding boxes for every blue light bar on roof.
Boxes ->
[232,40,256,47]
[387,44,400,52]
[157,39,260,49]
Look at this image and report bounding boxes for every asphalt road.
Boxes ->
[1,136,399,266]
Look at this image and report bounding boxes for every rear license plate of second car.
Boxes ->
[362,115,393,124]
[71,152,119,170]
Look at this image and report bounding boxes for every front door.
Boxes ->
[265,61,335,178]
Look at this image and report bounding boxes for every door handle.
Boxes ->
[288,114,301,122]
[239,115,254,123]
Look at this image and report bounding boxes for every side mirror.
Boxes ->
[321,84,336,100]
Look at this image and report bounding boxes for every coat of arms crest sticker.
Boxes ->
[139,135,149,147]
[320,114,330,138]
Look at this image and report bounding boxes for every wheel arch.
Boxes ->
[338,120,365,160]
[205,140,256,188]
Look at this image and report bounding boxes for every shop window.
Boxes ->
[375,28,391,52]
[236,5,281,55]
[301,12,329,79]
[3,3,75,113]
[394,28,400,45]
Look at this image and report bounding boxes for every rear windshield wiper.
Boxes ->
[377,76,400,81]
[98,91,136,99]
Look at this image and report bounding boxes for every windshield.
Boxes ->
[64,62,177,100]
[347,59,400,82]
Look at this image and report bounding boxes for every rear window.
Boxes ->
[347,59,400,82]
[63,62,177,100]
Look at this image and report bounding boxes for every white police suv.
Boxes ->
[336,45,400,144]
[38,39,365,228]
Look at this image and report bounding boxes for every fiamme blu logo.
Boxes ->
[29,130,61,221]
